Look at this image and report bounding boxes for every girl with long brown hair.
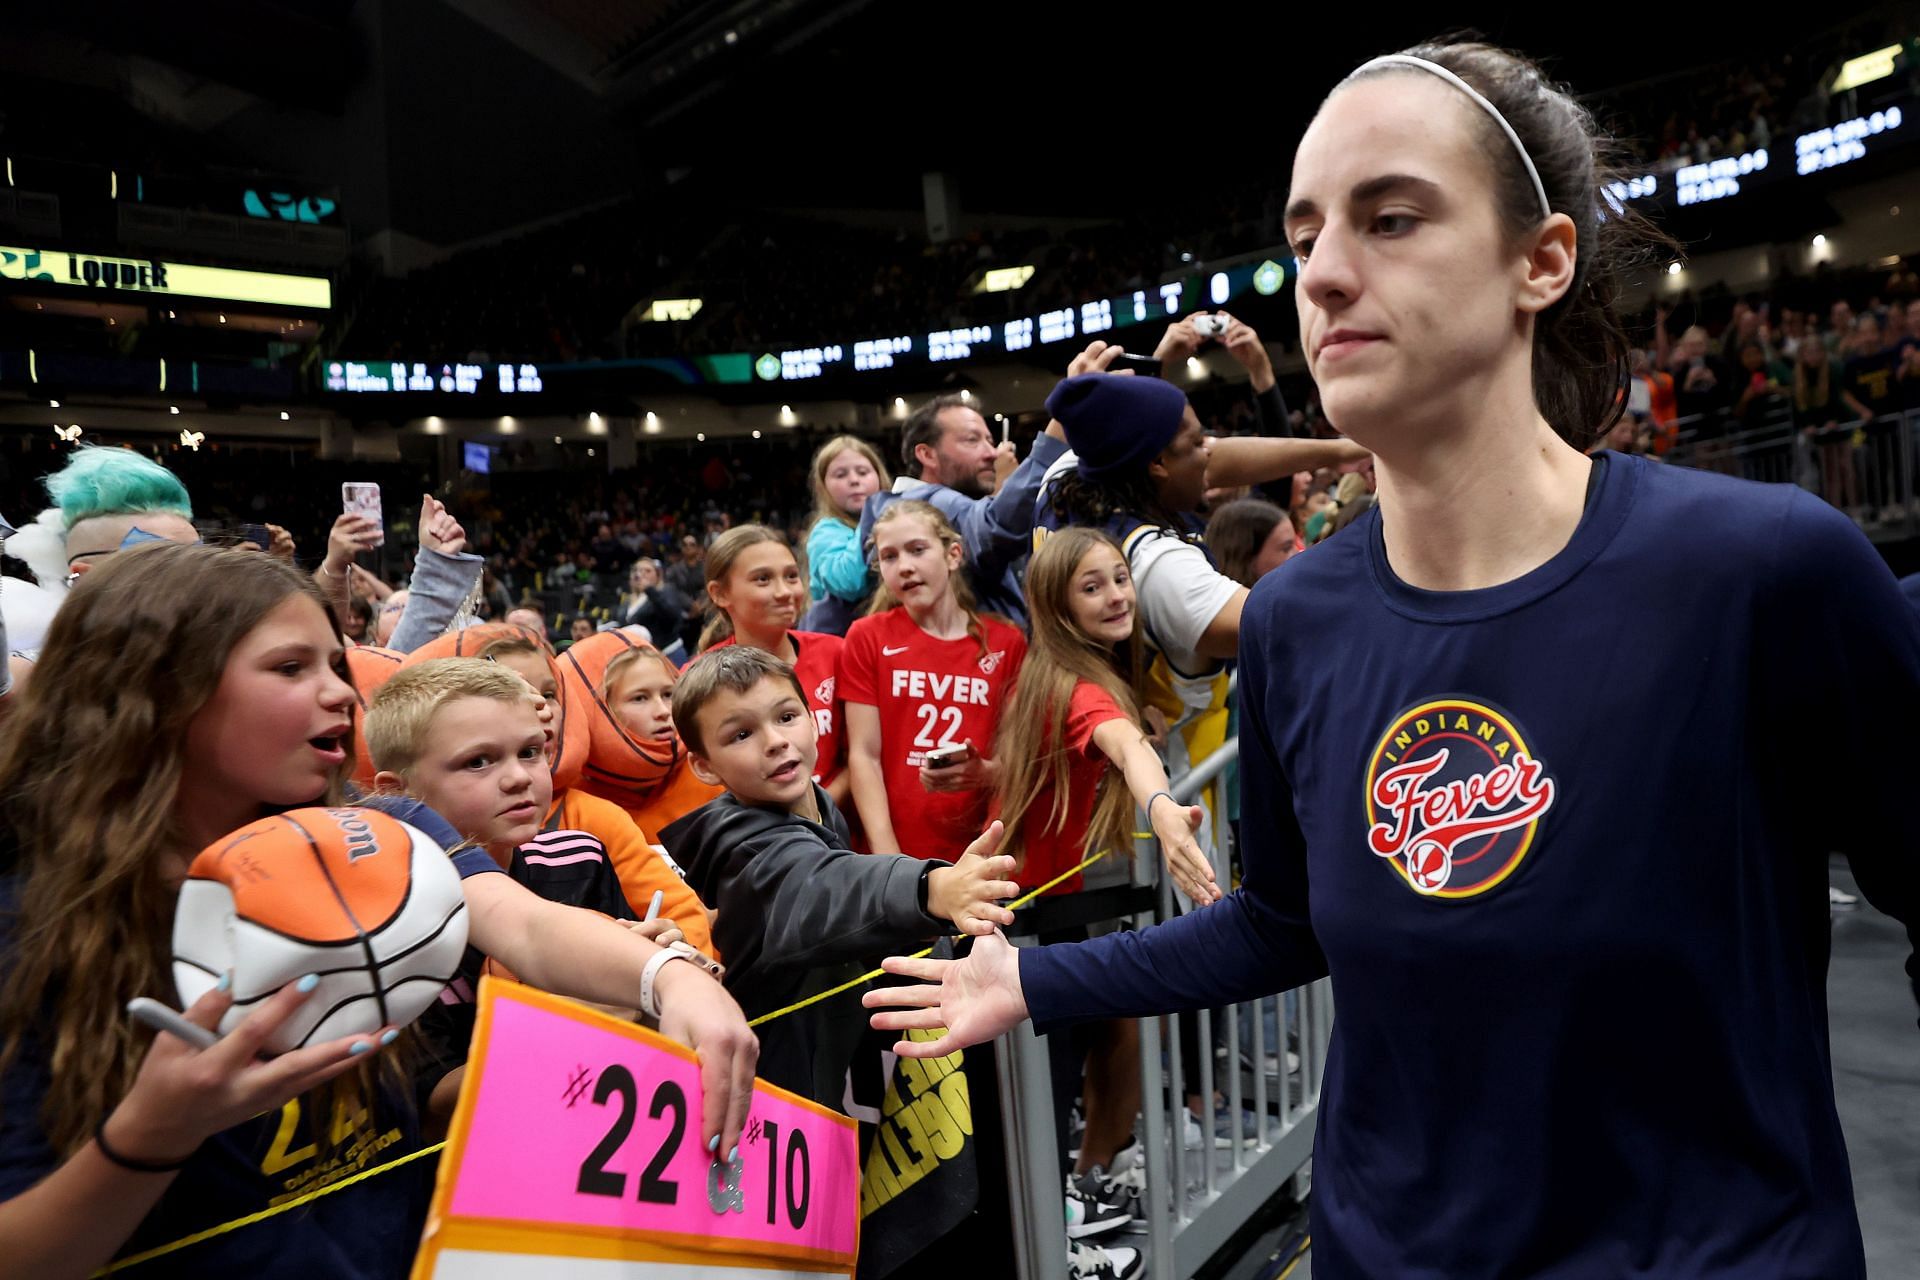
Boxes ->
[994,527,1208,899]
[0,543,755,1278]
[991,527,1209,1230]
[700,524,849,805]
[842,500,1026,860]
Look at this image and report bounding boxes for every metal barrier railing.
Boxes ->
[1659,407,1920,540]
[995,729,1331,1279]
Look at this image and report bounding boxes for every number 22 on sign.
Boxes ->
[411,978,859,1278]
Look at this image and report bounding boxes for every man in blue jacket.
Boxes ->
[858,394,1067,629]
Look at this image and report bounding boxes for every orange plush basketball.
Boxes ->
[558,630,682,793]
[344,645,405,789]
[172,807,469,1052]
[404,622,587,791]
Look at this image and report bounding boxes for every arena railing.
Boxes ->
[1661,406,1920,539]
[994,722,1332,1280]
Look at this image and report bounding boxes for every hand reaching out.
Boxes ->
[863,928,1029,1058]
[265,524,297,561]
[1150,793,1220,904]
[925,820,1019,936]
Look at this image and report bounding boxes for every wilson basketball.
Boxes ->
[172,806,469,1052]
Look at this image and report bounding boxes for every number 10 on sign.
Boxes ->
[412,979,859,1278]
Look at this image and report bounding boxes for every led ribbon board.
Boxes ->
[0,244,331,309]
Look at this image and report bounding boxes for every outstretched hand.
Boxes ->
[926,820,1019,936]
[1151,794,1221,904]
[863,928,1030,1058]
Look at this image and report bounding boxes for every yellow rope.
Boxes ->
[104,840,1144,1270]
[93,1140,448,1276]
[748,844,1118,1028]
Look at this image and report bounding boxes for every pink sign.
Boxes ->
[439,981,859,1266]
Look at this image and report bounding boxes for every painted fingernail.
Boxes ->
[216,971,232,992]
[349,1041,371,1055]
[728,1146,739,1164]
[296,974,320,994]
[708,1135,720,1154]
[379,1029,399,1046]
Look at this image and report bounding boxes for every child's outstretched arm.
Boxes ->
[462,873,757,1157]
[1091,718,1221,905]
[924,821,1019,936]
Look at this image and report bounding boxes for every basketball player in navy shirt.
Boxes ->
[867,40,1919,1279]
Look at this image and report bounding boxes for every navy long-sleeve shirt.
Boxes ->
[1021,453,1919,1279]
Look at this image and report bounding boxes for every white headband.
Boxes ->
[1348,54,1552,221]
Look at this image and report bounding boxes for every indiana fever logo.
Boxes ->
[1363,698,1556,899]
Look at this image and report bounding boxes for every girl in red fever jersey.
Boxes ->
[699,525,848,804]
[842,500,1026,860]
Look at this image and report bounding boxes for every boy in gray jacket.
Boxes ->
[661,645,1016,1107]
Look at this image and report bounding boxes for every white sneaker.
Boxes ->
[1069,1239,1143,1279]
[1064,1175,1131,1239]
[1829,885,1860,911]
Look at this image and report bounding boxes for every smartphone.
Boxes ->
[342,482,385,547]
[238,522,272,552]
[923,743,973,771]
[1107,352,1162,377]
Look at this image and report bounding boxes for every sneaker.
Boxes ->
[1829,885,1860,911]
[1069,1239,1143,1279]
[1181,1109,1207,1150]
[1076,1159,1147,1223]
[1213,1103,1258,1147]
[1064,1175,1131,1239]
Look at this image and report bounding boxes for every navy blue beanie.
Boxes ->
[1045,373,1190,481]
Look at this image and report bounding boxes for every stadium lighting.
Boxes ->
[280,412,290,421]
[1812,234,1827,247]
[959,389,972,401]
[169,405,179,415]
[752,430,762,439]
[697,432,707,442]
[1667,262,1682,276]
[553,435,563,444]
[48,399,59,408]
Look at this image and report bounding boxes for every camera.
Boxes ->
[1193,314,1230,339]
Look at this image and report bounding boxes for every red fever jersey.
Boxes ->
[706,631,845,787]
[840,609,1026,861]
[999,680,1129,896]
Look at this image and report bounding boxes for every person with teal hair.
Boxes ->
[4,448,200,661]
[44,446,194,531]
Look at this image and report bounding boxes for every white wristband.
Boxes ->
[640,948,691,1020]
